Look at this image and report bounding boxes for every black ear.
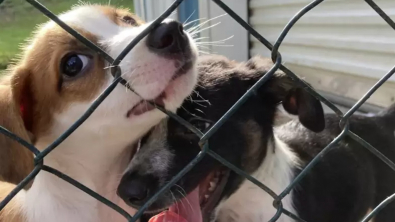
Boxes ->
[282,88,325,132]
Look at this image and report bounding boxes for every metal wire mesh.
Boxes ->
[0,0,394,221]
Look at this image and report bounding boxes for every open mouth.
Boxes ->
[199,168,230,218]
[144,169,230,221]
[139,169,230,222]
[126,92,166,117]
[126,59,194,118]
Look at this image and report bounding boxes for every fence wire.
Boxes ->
[0,0,394,222]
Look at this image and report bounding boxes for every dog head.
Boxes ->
[117,55,325,216]
[0,4,198,183]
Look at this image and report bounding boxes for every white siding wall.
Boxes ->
[250,0,395,107]
[198,0,249,61]
[134,0,177,22]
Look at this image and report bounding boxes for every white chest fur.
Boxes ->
[19,137,139,222]
[21,159,137,222]
[214,136,299,222]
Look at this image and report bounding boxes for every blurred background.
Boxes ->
[1,0,394,112]
[0,0,134,70]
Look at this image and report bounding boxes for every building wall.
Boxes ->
[198,0,249,61]
[133,0,178,22]
[134,0,395,107]
[249,0,395,107]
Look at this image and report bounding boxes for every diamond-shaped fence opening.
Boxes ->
[0,0,394,222]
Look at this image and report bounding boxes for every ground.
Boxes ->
[0,0,134,70]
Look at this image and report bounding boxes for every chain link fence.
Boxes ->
[0,0,394,221]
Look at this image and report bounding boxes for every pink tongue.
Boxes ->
[168,187,202,222]
[130,102,155,116]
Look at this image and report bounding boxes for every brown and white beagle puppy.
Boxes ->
[0,4,198,222]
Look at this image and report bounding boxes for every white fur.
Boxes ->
[14,5,197,222]
[214,136,298,222]
[273,105,297,127]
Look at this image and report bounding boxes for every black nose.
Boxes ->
[147,21,189,54]
[117,174,149,205]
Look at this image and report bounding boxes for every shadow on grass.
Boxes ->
[0,63,7,70]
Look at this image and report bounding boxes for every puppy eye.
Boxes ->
[61,54,90,78]
[122,15,136,25]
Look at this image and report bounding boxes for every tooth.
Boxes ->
[205,195,210,199]
[210,181,217,187]
[208,186,215,192]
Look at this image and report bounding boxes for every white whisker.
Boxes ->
[170,191,179,216]
[193,36,210,42]
[198,50,211,55]
[183,10,196,26]
[180,105,204,118]
[194,108,205,114]
[197,45,211,50]
[184,17,207,28]
[198,44,234,48]
[174,185,194,214]
[193,90,210,102]
[197,44,234,47]
[174,189,188,214]
[190,22,221,36]
[187,95,194,102]
[192,99,210,103]
[186,13,227,33]
[192,101,209,108]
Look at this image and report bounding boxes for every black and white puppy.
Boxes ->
[118,55,395,222]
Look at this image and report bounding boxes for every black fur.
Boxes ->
[118,55,395,222]
[277,113,395,222]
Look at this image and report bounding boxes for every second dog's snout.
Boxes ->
[147,21,188,54]
[118,179,147,205]
[117,173,152,206]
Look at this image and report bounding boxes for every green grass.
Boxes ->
[0,0,134,69]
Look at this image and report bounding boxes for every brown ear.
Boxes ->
[0,67,35,186]
[282,87,325,132]
[263,70,325,132]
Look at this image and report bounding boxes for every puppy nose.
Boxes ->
[117,176,149,205]
[147,21,188,54]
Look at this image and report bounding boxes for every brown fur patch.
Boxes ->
[0,82,34,186]
[0,5,144,221]
[0,182,24,222]
[7,24,108,139]
[97,5,145,27]
[0,19,111,184]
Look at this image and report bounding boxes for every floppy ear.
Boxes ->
[242,56,325,132]
[198,55,325,132]
[282,87,325,132]
[0,67,35,186]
